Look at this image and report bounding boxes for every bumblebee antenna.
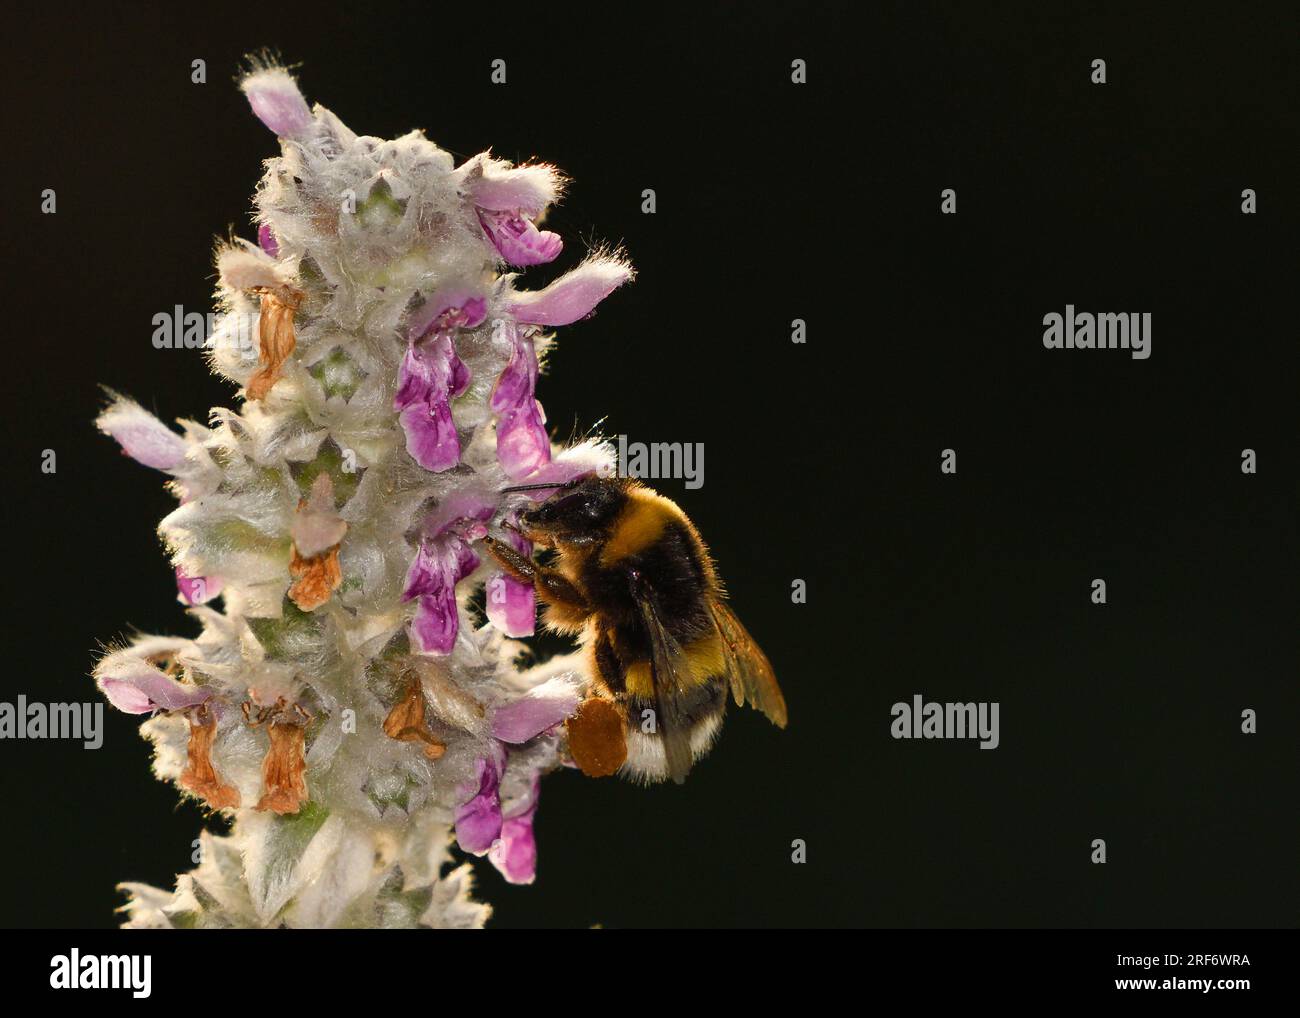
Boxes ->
[500,472,595,494]
[499,481,569,493]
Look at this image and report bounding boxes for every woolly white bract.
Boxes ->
[94,63,631,928]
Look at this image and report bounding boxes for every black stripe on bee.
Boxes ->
[627,679,728,733]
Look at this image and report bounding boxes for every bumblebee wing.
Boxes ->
[710,599,788,728]
[631,579,698,785]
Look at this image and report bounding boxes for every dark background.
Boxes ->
[1,3,1296,928]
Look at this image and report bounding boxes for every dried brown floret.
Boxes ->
[246,284,304,401]
[245,698,311,815]
[179,705,241,810]
[255,720,309,815]
[287,544,342,611]
[383,680,447,759]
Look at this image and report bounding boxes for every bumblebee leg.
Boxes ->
[483,535,590,613]
[534,570,591,613]
[483,534,539,583]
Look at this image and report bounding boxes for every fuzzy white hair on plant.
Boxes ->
[94,62,631,928]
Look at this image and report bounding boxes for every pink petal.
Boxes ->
[489,810,538,885]
[240,68,313,138]
[454,751,505,855]
[421,492,497,539]
[396,335,470,473]
[394,346,434,411]
[409,588,459,656]
[98,667,212,715]
[401,541,439,601]
[478,209,563,267]
[399,400,460,472]
[485,525,535,639]
[485,573,536,639]
[489,778,541,884]
[491,677,582,744]
[407,291,488,343]
[403,533,482,654]
[488,324,537,415]
[257,224,279,257]
[291,511,347,558]
[507,257,633,326]
[466,159,562,215]
[96,397,188,471]
[402,536,478,603]
[447,348,472,399]
[496,400,551,480]
[175,568,223,606]
[451,541,481,582]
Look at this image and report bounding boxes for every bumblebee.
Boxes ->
[484,474,787,784]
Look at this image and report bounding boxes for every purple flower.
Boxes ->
[240,67,313,139]
[485,524,536,638]
[257,224,279,257]
[489,779,540,885]
[395,294,483,473]
[463,157,563,217]
[491,675,583,744]
[507,257,633,327]
[402,498,495,656]
[394,336,470,473]
[403,538,479,656]
[406,289,488,342]
[421,490,497,538]
[459,155,565,266]
[175,568,223,606]
[496,401,552,481]
[98,663,212,716]
[408,583,460,657]
[486,260,630,479]
[489,321,551,480]
[454,747,506,855]
[398,401,458,474]
[477,208,562,267]
[488,321,538,414]
[96,396,188,471]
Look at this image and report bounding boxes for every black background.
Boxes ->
[2,3,1296,929]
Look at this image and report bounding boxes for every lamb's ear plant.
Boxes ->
[94,63,632,928]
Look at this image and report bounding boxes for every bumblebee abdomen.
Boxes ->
[621,632,726,700]
[622,675,729,785]
[585,626,730,783]
[625,672,728,732]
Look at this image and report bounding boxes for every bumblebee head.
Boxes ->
[504,474,631,546]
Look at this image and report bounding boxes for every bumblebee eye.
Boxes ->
[549,492,587,515]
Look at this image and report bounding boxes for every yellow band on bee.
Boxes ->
[598,492,678,567]
[623,633,725,699]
